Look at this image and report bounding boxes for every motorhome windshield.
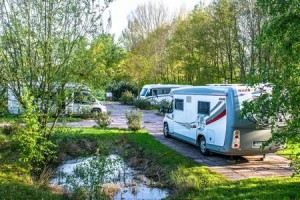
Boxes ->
[139,88,148,96]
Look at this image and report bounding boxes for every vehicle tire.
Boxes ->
[163,123,171,138]
[91,108,101,113]
[199,136,210,156]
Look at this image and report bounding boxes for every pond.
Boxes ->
[50,154,169,199]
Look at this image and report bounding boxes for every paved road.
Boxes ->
[63,102,294,180]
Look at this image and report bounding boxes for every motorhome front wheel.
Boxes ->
[163,123,171,138]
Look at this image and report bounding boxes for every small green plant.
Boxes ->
[93,111,112,128]
[62,155,122,199]
[119,91,135,105]
[125,109,143,131]
[133,98,152,110]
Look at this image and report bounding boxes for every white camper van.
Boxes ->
[163,85,284,156]
[8,88,106,115]
[139,84,190,103]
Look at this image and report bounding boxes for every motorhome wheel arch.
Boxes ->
[163,86,284,156]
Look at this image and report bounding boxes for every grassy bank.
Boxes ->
[0,133,64,200]
[0,127,300,199]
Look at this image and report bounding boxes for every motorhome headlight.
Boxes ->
[232,130,240,149]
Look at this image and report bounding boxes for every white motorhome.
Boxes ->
[8,87,106,115]
[139,84,191,103]
[163,84,284,156]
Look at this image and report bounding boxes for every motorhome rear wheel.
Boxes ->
[199,137,210,156]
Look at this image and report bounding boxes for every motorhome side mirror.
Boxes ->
[159,107,164,113]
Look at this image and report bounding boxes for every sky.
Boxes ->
[105,0,212,38]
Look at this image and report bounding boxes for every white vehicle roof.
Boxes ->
[170,85,253,96]
[142,84,191,89]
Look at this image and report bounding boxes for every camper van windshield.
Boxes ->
[140,88,148,96]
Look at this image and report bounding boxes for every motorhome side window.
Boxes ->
[175,99,184,111]
[198,101,210,115]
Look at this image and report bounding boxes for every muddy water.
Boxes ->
[50,155,168,199]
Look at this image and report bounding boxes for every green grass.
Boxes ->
[0,132,64,200]
[1,127,300,199]
[278,139,300,160]
[53,128,300,200]
[0,115,87,124]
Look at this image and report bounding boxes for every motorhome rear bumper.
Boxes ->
[209,128,285,156]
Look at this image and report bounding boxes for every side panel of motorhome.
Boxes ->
[172,95,197,144]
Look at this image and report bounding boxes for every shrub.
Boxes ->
[11,93,56,171]
[119,91,135,105]
[125,109,143,131]
[107,81,138,101]
[2,123,22,135]
[154,100,172,114]
[133,98,152,110]
[93,111,112,128]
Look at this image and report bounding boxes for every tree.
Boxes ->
[82,34,126,88]
[244,0,300,173]
[121,1,170,50]
[0,0,113,168]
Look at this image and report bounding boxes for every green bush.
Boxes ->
[93,111,112,128]
[0,87,9,116]
[11,94,56,171]
[119,91,135,105]
[133,98,152,110]
[154,99,171,114]
[107,81,138,101]
[125,109,143,131]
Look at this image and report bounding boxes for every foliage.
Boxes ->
[242,0,300,173]
[119,91,136,105]
[1,123,22,135]
[82,34,127,88]
[1,127,300,199]
[154,99,171,114]
[93,111,112,128]
[12,94,56,171]
[0,0,113,142]
[133,98,152,110]
[62,155,121,199]
[72,106,93,119]
[107,81,138,101]
[125,109,143,131]
[120,0,264,85]
[0,87,8,116]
